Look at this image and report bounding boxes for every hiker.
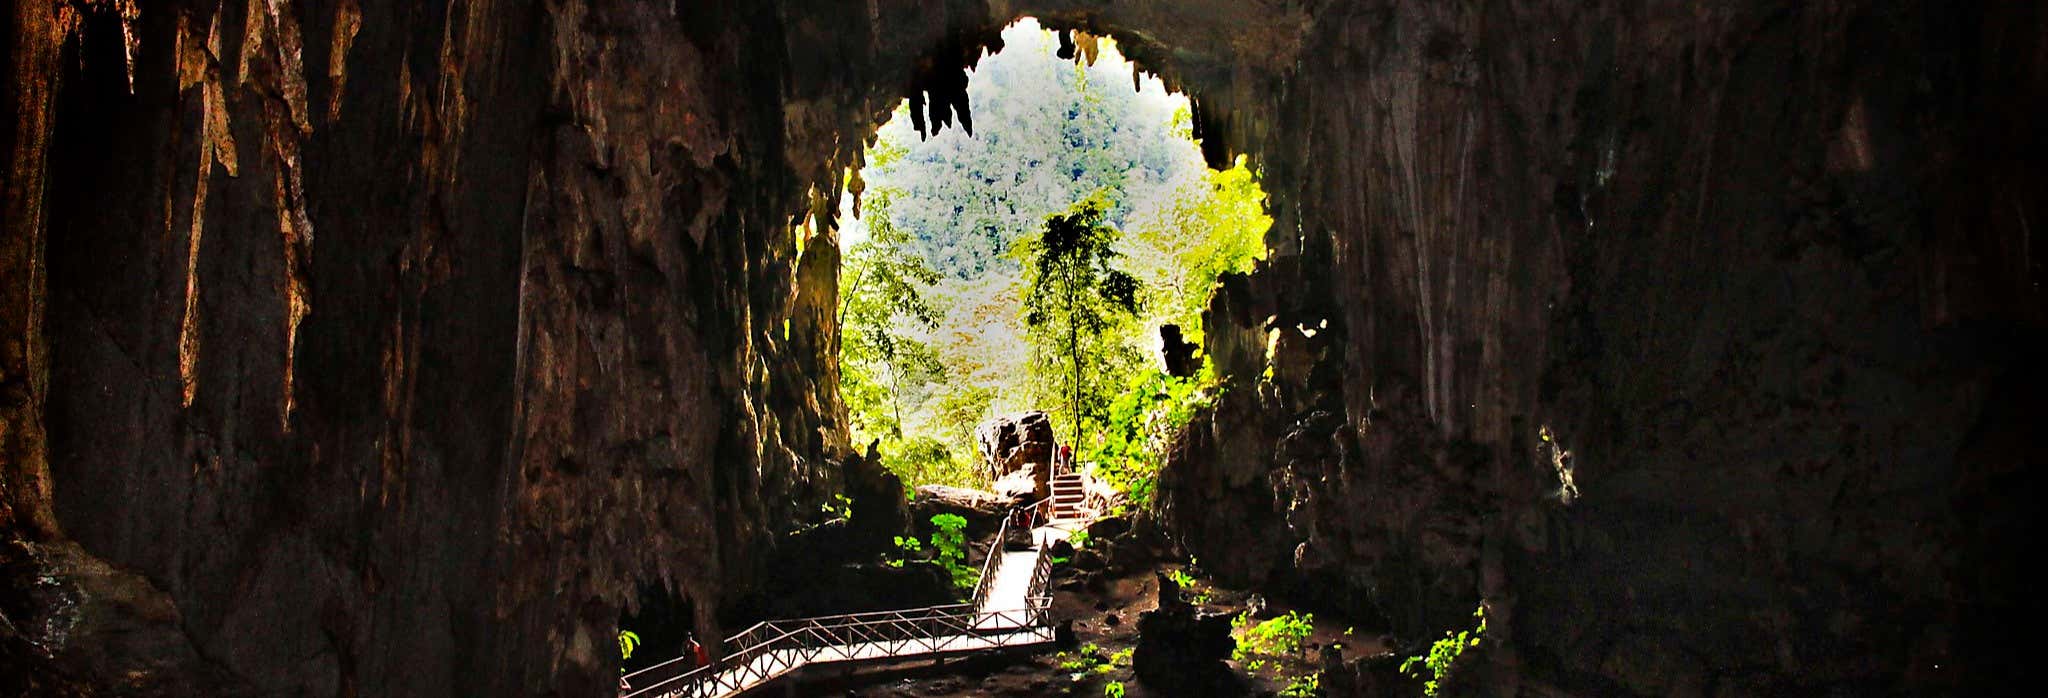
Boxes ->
[687,632,710,668]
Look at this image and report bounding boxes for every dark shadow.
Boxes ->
[620,583,697,675]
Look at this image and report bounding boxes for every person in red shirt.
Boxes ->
[687,632,710,668]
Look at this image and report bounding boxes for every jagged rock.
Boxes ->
[1160,324,1199,378]
[1054,619,1079,648]
[1084,515,1131,542]
[1081,474,1126,516]
[991,468,1043,505]
[1133,573,1241,696]
[975,412,1056,502]
[910,485,1008,539]
[0,540,244,696]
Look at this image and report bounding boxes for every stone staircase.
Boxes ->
[1049,470,1089,522]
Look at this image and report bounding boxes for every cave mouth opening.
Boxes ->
[617,582,698,676]
[832,17,1272,499]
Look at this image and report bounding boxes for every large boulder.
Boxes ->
[975,411,1057,477]
[976,412,1057,499]
[991,468,1042,505]
[909,485,1007,539]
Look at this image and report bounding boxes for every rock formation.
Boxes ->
[1,0,2040,696]
[1132,570,1240,695]
[976,411,1057,501]
[1154,3,2048,695]
[910,484,1008,539]
[1159,324,1198,378]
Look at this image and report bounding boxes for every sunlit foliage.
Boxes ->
[1014,195,1144,448]
[838,19,1268,497]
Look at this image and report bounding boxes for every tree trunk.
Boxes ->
[1068,269,1082,454]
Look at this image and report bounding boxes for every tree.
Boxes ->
[840,189,946,445]
[864,23,1193,281]
[1126,148,1270,344]
[1014,195,1145,449]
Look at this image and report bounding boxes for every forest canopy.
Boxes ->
[837,19,1269,498]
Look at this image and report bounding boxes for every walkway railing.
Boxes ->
[970,495,1050,609]
[621,500,1062,698]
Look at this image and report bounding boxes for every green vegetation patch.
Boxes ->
[1401,604,1487,697]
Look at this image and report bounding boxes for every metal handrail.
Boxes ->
[621,602,1058,698]
[970,497,1052,609]
[969,504,1018,607]
[621,500,1070,698]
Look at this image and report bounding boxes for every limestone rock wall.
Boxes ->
[2,1,979,694]
[1159,1,2046,695]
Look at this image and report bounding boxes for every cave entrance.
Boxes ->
[617,583,698,676]
[834,18,1271,504]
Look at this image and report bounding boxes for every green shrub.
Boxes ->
[884,534,924,568]
[1400,604,1487,697]
[929,514,976,591]
[1068,528,1093,548]
[1083,366,1216,511]
[1104,681,1126,698]
[1279,673,1320,698]
[819,493,854,521]
[1233,611,1314,665]
[1058,645,1104,672]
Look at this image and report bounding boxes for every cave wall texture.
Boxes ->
[2,0,2042,696]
